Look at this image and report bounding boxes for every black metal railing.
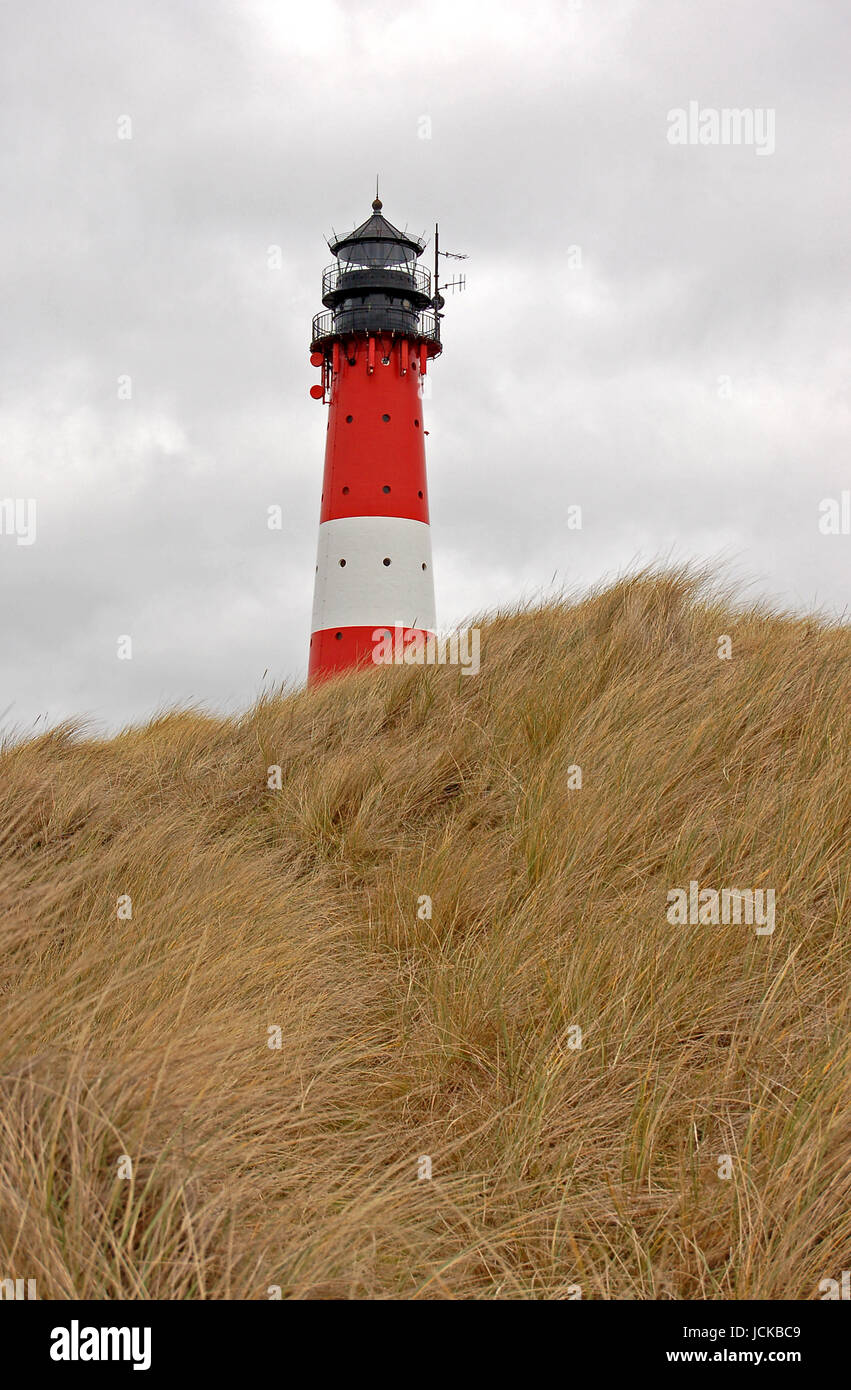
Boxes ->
[311,309,441,347]
[321,262,432,301]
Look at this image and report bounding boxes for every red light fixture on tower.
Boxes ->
[307,195,449,683]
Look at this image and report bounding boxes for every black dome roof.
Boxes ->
[329,203,425,267]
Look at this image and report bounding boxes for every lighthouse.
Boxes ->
[307,197,443,683]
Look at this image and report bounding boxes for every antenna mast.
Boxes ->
[433,222,468,322]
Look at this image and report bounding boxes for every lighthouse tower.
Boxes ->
[307,198,442,683]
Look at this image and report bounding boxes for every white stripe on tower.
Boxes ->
[311,515,436,633]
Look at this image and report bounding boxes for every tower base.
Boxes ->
[308,624,433,683]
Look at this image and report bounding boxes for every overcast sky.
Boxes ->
[1,0,848,738]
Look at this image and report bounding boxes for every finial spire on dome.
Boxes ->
[373,174,382,212]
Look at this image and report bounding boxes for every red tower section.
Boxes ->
[308,199,442,683]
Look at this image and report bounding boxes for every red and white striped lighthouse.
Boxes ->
[307,198,443,683]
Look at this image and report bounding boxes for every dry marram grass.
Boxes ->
[1,570,849,1299]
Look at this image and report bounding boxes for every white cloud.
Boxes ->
[1,0,848,735]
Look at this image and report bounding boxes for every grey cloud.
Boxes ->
[1,0,848,736]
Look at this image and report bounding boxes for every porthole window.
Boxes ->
[339,558,346,567]
[382,413,390,422]
[342,486,350,495]
[422,563,427,571]
[382,485,390,494]
[417,490,423,499]
[345,414,353,423]
[414,419,420,427]
[382,557,391,566]
[335,632,343,640]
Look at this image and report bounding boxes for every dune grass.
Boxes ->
[1,568,849,1299]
